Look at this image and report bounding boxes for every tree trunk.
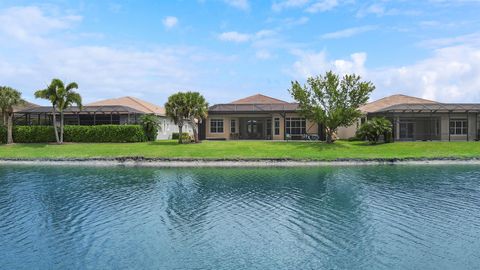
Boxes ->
[2,111,6,126]
[7,112,13,144]
[60,111,64,144]
[326,129,334,144]
[52,106,60,144]
[189,118,199,143]
[178,125,183,144]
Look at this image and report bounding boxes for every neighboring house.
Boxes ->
[200,94,322,140]
[338,94,480,141]
[14,96,192,140]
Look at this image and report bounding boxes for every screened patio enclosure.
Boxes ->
[373,103,480,141]
[14,105,144,126]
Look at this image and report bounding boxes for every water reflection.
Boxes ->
[0,165,480,269]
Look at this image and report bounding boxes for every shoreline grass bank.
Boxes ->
[1,140,480,161]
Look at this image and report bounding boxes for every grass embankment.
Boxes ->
[0,140,479,160]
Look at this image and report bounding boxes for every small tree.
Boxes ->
[0,86,24,144]
[35,79,82,144]
[184,92,208,143]
[356,117,392,144]
[289,71,375,143]
[165,92,188,144]
[140,114,160,141]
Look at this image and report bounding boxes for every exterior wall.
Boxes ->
[372,112,479,142]
[205,112,319,140]
[157,116,193,140]
[336,120,361,140]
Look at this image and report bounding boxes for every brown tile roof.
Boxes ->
[360,94,438,113]
[13,101,39,112]
[87,96,165,115]
[230,94,289,104]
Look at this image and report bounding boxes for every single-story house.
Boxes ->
[203,93,480,142]
[199,94,323,140]
[14,96,192,140]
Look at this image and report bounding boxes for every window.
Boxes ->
[230,119,236,133]
[286,118,306,135]
[274,118,280,135]
[210,119,224,133]
[450,120,467,135]
[266,119,272,136]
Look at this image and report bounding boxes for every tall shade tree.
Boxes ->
[35,79,82,144]
[184,92,208,143]
[0,86,24,144]
[165,92,188,144]
[289,71,374,143]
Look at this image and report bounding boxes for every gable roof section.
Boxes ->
[361,94,438,113]
[87,96,165,115]
[13,101,39,113]
[230,94,289,104]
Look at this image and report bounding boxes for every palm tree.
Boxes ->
[184,92,208,143]
[35,79,82,144]
[165,92,188,144]
[0,86,24,144]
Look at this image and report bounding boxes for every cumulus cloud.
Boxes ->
[0,6,228,104]
[321,25,377,39]
[223,0,250,10]
[272,0,309,11]
[162,16,178,29]
[290,43,480,102]
[218,31,251,42]
[306,0,339,13]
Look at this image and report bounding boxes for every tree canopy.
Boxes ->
[289,71,375,143]
[0,86,24,144]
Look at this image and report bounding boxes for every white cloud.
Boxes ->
[306,0,338,13]
[256,50,273,60]
[218,29,276,43]
[218,31,251,42]
[290,42,480,102]
[272,0,309,11]
[0,6,233,104]
[321,25,377,39]
[0,6,81,46]
[223,0,250,10]
[162,16,178,29]
[290,50,366,78]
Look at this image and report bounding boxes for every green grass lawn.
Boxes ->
[0,140,479,160]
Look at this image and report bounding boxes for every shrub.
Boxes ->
[172,132,189,140]
[356,117,392,144]
[0,125,147,144]
[13,126,56,143]
[64,125,147,143]
[0,125,6,144]
[180,133,192,144]
[140,114,160,141]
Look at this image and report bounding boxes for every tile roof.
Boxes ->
[360,94,437,113]
[13,101,39,113]
[230,94,289,104]
[87,96,165,115]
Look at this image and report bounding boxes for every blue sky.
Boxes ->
[1,0,480,105]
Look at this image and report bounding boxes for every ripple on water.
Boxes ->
[1,165,480,270]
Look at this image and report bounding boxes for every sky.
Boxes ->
[1,0,480,106]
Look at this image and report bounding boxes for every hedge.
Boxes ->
[1,125,147,143]
[172,132,190,140]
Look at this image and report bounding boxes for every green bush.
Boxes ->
[356,117,392,144]
[13,126,56,143]
[0,125,147,144]
[180,133,192,144]
[0,125,6,144]
[140,114,160,141]
[64,125,147,143]
[172,132,189,140]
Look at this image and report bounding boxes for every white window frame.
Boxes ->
[230,119,236,133]
[210,119,224,133]
[274,118,280,135]
[450,119,467,135]
[286,117,306,135]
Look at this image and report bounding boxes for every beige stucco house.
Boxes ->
[203,93,480,142]
[200,94,321,140]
